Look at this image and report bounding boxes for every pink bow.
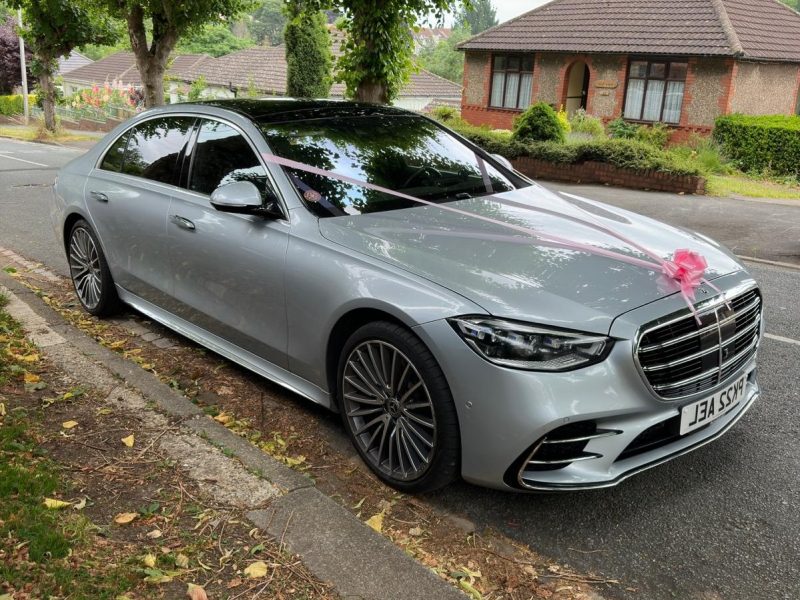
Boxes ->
[663,249,708,301]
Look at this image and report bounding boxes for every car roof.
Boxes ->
[177,98,415,124]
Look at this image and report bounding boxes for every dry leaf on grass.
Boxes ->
[114,512,138,524]
[0,402,6,417]
[146,529,163,539]
[24,372,40,383]
[73,497,87,510]
[62,420,79,429]
[43,498,71,509]
[121,434,135,448]
[213,412,233,425]
[175,553,190,568]
[244,560,269,579]
[143,554,157,568]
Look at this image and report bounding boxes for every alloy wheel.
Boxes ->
[342,340,437,482]
[69,227,103,311]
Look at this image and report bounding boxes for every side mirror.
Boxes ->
[491,153,514,171]
[210,181,283,219]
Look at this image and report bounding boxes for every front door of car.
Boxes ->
[168,119,290,368]
[84,116,195,306]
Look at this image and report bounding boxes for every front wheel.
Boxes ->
[67,219,121,316]
[338,321,460,493]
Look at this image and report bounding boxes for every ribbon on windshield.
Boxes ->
[262,152,720,323]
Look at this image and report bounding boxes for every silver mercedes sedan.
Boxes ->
[52,100,763,492]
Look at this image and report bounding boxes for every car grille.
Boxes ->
[636,287,762,400]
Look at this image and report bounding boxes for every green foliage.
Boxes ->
[416,24,470,82]
[512,102,566,143]
[0,93,34,115]
[304,0,461,103]
[285,3,331,98]
[713,114,800,177]
[555,106,571,134]
[569,109,605,138]
[187,75,206,101]
[429,105,459,122]
[454,0,498,34]
[607,117,639,139]
[668,135,731,176]
[176,23,253,57]
[635,122,669,148]
[250,0,286,45]
[779,0,799,10]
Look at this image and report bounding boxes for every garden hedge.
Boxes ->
[446,120,701,177]
[0,94,36,116]
[713,114,800,177]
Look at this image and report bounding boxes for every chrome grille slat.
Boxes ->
[637,286,761,400]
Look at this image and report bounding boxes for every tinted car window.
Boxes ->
[189,120,273,201]
[259,114,518,218]
[100,131,130,172]
[121,117,194,185]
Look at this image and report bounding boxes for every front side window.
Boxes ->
[624,60,688,124]
[259,114,519,218]
[189,120,273,201]
[121,117,194,185]
[490,55,534,110]
[100,131,130,172]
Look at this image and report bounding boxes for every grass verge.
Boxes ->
[0,125,98,144]
[706,174,800,200]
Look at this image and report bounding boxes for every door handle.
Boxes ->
[170,214,196,231]
[89,191,108,203]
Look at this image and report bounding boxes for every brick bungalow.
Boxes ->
[458,0,800,141]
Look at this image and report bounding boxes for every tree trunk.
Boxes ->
[126,5,177,108]
[355,79,389,104]
[38,66,57,133]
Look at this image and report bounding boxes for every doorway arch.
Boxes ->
[564,61,591,117]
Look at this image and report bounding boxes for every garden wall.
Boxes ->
[511,157,707,195]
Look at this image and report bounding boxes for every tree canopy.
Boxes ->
[417,24,470,82]
[0,15,33,94]
[250,0,286,45]
[454,0,496,34]
[177,22,253,56]
[285,1,332,98]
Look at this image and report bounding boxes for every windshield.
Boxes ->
[258,114,520,218]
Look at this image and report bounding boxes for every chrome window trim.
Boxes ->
[632,280,761,402]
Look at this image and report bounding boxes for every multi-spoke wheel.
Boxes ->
[67,220,120,316]
[338,322,459,492]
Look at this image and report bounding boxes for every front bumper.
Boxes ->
[413,271,762,491]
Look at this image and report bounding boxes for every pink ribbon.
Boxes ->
[261,152,719,323]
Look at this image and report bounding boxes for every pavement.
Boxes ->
[2,136,800,600]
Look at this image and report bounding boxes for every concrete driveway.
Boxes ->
[2,135,799,600]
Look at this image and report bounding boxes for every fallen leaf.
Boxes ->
[409,526,423,537]
[365,511,384,533]
[175,553,189,568]
[62,420,79,429]
[146,529,163,539]
[73,497,87,510]
[20,353,39,363]
[96,408,113,416]
[186,583,208,600]
[143,553,157,568]
[352,497,365,509]
[0,402,5,417]
[114,512,138,525]
[24,372,40,383]
[213,412,233,425]
[43,498,71,510]
[143,568,173,584]
[227,577,243,589]
[244,560,268,579]
[24,381,47,392]
[121,434,135,448]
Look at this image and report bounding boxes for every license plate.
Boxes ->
[680,372,749,436]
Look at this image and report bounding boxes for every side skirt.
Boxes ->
[116,286,333,410]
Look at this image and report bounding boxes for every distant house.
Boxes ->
[61,51,209,97]
[413,27,453,53]
[175,46,462,112]
[58,51,93,76]
[458,0,800,140]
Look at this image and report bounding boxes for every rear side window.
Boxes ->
[121,117,194,185]
[189,120,273,201]
[100,132,130,172]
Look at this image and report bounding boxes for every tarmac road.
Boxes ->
[1,135,799,599]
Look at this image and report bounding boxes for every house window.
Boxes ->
[624,60,688,124]
[489,55,534,110]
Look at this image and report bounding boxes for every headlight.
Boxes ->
[448,316,613,372]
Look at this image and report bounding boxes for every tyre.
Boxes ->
[67,219,121,316]
[338,321,460,493]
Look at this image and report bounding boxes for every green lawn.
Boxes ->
[706,174,800,200]
[0,125,98,144]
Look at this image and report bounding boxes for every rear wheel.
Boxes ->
[67,219,120,316]
[338,321,460,493]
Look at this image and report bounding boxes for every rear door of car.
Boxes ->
[167,117,291,368]
[84,116,195,306]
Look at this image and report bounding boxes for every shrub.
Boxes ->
[667,136,731,176]
[607,117,638,139]
[635,122,670,148]
[430,106,459,123]
[713,114,800,177]
[569,109,605,138]
[556,105,571,134]
[0,94,35,116]
[512,102,566,143]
